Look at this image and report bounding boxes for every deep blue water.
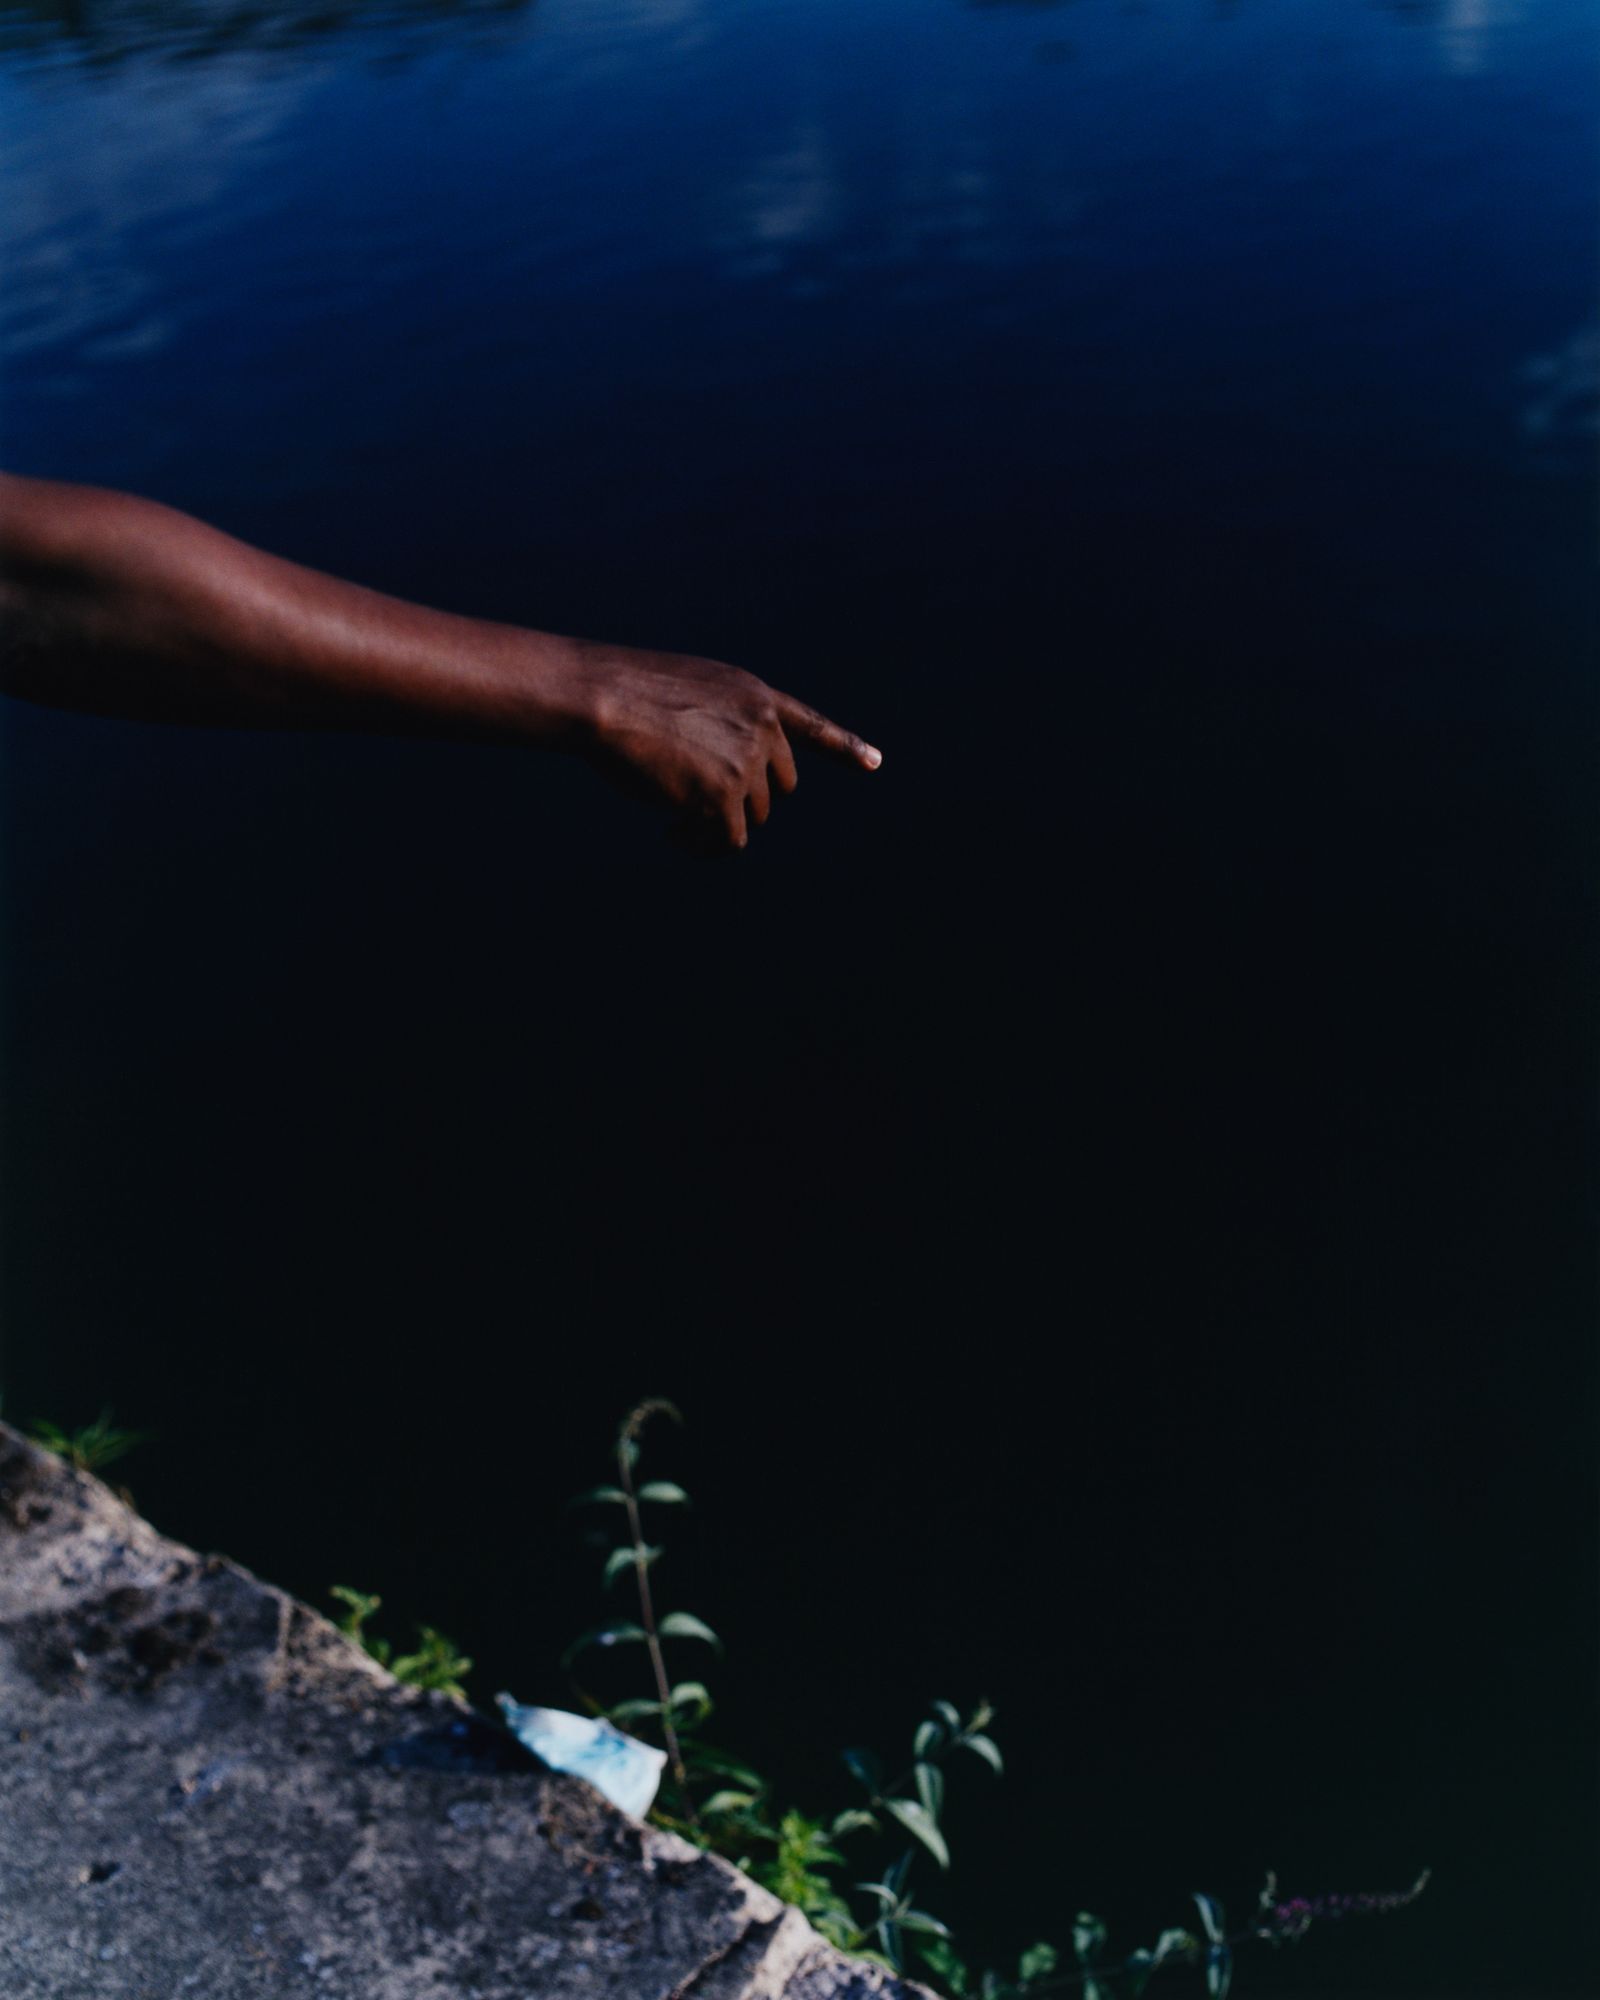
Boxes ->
[2,2,1596,1993]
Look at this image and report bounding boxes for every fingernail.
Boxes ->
[863,746,883,770]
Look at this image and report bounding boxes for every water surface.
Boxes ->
[2,2,1596,1991]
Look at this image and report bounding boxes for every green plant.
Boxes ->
[563,1396,713,1820]
[28,1407,150,1474]
[560,1401,1429,1996]
[329,1584,473,1698]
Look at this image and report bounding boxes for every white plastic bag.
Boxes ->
[496,1695,668,1820]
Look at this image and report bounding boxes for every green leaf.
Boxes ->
[561,1621,648,1667]
[914,1935,970,1996]
[842,1747,882,1793]
[683,1744,764,1788]
[29,1408,150,1473]
[1073,1913,1108,1965]
[637,1481,691,1505]
[1205,1945,1233,2000]
[914,1760,945,1823]
[389,1626,473,1696]
[914,1718,942,1758]
[702,1790,760,1815]
[657,1611,722,1651]
[1154,1929,1198,1962]
[1018,1942,1059,1983]
[328,1585,381,1639]
[605,1698,665,1724]
[668,1681,713,1726]
[604,1544,661,1589]
[1193,1894,1225,1944]
[883,1797,950,1870]
[830,1809,878,1839]
[568,1485,628,1508]
[962,1732,1004,1777]
[931,1699,963,1734]
[854,1881,902,1907]
[1124,1949,1156,1999]
[897,1909,952,1938]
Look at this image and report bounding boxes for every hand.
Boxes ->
[572,642,882,850]
[0,473,885,851]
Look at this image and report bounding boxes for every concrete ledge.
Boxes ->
[0,1424,927,2000]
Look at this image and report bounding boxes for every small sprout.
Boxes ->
[1074,1912,1108,1965]
[1018,1941,1058,1984]
[330,1584,381,1637]
[329,1588,468,1695]
[916,1936,971,1995]
[29,1410,150,1474]
[390,1625,472,1698]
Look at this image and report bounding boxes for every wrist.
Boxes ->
[398,618,605,753]
[503,629,613,754]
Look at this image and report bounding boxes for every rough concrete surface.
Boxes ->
[0,1425,928,2000]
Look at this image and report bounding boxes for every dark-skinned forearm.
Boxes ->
[0,470,881,849]
[0,472,594,744]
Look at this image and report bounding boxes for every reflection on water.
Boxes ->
[1,62,308,361]
[738,124,839,256]
[1520,323,1600,466]
[0,0,532,65]
[1437,0,1525,73]
[1365,0,1531,69]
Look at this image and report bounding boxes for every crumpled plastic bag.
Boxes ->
[496,1695,668,1820]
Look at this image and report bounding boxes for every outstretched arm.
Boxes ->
[0,472,880,849]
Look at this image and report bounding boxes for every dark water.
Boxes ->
[3,1,1596,1992]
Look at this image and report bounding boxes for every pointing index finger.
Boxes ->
[772,690,882,771]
